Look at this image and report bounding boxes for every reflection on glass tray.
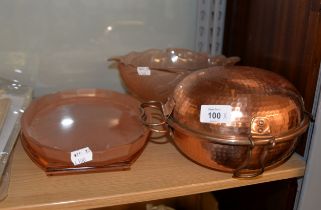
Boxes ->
[20,89,151,175]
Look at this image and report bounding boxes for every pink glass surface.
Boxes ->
[21,89,150,175]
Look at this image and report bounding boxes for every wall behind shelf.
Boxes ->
[0,0,197,96]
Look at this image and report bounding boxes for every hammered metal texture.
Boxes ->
[170,66,307,173]
[173,66,304,138]
[110,48,240,103]
[174,130,297,172]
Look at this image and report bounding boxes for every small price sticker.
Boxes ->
[137,66,151,76]
[70,147,93,166]
[200,105,232,123]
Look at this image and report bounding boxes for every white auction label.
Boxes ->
[70,147,93,166]
[200,105,232,123]
[137,66,151,76]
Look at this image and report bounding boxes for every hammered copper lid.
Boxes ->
[21,89,150,175]
[169,66,306,143]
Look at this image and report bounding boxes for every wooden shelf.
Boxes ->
[0,140,305,210]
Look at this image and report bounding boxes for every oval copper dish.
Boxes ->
[109,48,240,103]
[141,66,309,178]
[21,89,151,175]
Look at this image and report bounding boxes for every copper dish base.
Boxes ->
[172,129,298,176]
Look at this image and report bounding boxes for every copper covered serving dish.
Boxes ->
[109,48,240,103]
[141,66,309,178]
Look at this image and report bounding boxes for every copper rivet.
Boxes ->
[259,120,264,126]
[258,128,263,133]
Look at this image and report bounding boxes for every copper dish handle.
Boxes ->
[140,101,172,144]
[232,135,275,178]
[233,113,311,178]
[140,101,169,133]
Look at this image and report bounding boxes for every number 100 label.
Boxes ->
[200,105,232,124]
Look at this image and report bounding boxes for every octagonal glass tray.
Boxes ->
[20,89,150,175]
